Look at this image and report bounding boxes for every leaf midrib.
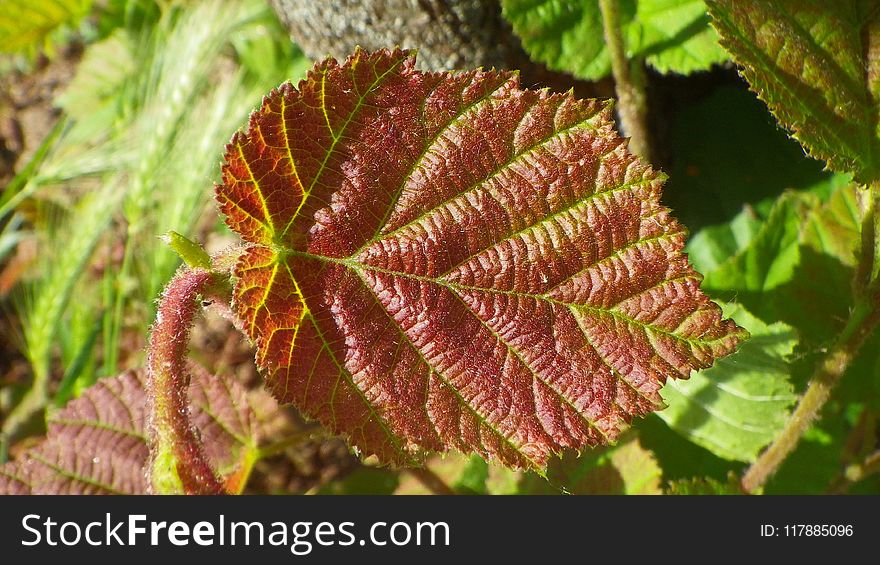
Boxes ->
[281,244,728,351]
[275,167,722,349]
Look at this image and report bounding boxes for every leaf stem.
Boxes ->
[598,0,652,161]
[147,268,225,495]
[406,466,457,495]
[741,290,880,493]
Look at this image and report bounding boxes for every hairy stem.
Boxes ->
[147,268,225,495]
[407,466,457,495]
[598,0,652,161]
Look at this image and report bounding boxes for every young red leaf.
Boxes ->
[0,368,259,495]
[2,371,149,495]
[217,48,746,469]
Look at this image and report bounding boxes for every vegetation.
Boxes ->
[1,0,878,496]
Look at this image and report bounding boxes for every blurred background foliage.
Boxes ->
[0,0,310,445]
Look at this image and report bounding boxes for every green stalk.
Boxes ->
[5,190,117,442]
[52,313,103,408]
[598,0,652,161]
[103,226,133,376]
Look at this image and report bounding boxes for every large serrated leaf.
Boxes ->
[23,371,150,495]
[685,208,763,274]
[0,369,258,495]
[502,0,727,80]
[707,0,880,182]
[216,48,745,470]
[657,305,798,461]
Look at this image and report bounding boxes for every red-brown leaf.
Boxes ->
[217,48,746,469]
[0,369,258,495]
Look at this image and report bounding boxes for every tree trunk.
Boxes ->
[268,0,609,96]
[269,0,528,72]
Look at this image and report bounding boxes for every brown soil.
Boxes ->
[0,44,82,187]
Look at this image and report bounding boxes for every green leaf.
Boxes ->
[785,182,861,342]
[606,436,664,494]
[0,0,92,56]
[683,171,854,274]
[161,230,212,270]
[638,414,742,482]
[510,435,663,494]
[685,206,763,275]
[707,0,880,182]
[502,0,727,80]
[801,180,861,269]
[636,0,729,74]
[454,455,490,494]
[502,0,613,80]
[657,304,799,461]
[217,48,745,470]
[701,192,806,295]
[698,182,860,345]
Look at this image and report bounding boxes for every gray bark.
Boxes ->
[268,0,529,72]
[269,0,611,98]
